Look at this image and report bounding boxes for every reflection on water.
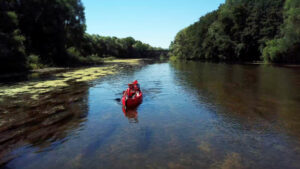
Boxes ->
[1,61,300,169]
[122,107,138,123]
[0,84,89,166]
[171,61,300,138]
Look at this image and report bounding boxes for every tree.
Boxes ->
[0,0,163,74]
[169,0,289,63]
[0,0,27,74]
[16,0,86,65]
[263,0,300,63]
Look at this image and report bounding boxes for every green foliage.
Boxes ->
[0,0,162,74]
[16,0,86,65]
[67,47,81,59]
[80,34,162,59]
[263,0,300,63]
[27,54,44,69]
[0,1,27,74]
[170,0,290,63]
[262,39,284,62]
[80,55,104,65]
[65,47,103,65]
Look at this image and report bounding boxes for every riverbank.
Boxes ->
[170,58,300,68]
[0,59,144,99]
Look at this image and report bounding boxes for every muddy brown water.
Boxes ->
[0,61,300,169]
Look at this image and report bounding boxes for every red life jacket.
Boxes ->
[125,80,140,97]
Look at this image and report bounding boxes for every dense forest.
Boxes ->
[169,0,300,63]
[0,0,164,74]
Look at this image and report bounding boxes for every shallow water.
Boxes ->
[1,61,300,169]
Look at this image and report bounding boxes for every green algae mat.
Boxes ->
[0,59,143,100]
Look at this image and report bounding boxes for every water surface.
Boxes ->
[1,61,300,169]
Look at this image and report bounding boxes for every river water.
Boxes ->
[1,61,300,169]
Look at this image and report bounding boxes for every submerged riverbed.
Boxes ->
[1,60,300,169]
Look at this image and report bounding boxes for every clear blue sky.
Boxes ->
[82,0,225,48]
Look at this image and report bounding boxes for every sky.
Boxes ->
[82,0,225,48]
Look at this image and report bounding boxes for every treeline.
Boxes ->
[169,0,300,63]
[0,0,162,74]
[80,34,164,59]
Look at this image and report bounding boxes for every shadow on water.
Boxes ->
[82,123,119,159]
[136,127,153,152]
[0,83,89,166]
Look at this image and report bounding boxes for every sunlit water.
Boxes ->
[1,61,300,169]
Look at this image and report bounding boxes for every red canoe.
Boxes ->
[122,90,143,108]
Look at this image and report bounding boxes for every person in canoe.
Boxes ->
[124,80,140,98]
[122,80,143,108]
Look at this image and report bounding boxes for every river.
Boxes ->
[1,61,300,169]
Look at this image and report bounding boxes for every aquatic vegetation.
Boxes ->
[213,152,244,169]
[0,65,117,100]
[0,80,68,100]
[198,141,212,153]
[59,66,116,82]
[0,59,143,100]
[105,59,142,65]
